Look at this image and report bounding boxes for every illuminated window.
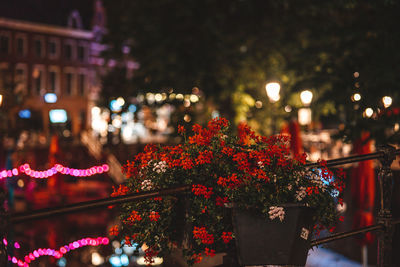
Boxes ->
[15,64,27,94]
[33,69,43,94]
[48,66,60,94]
[32,65,45,95]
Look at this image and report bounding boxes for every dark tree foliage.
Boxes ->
[102,0,400,141]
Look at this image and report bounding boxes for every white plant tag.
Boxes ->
[300,227,310,240]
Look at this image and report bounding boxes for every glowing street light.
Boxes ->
[116,97,125,107]
[364,108,374,118]
[351,93,361,102]
[382,96,392,108]
[300,90,313,106]
[0,94,3,106]
[265,82,280,134]
[298,90,313,126]
[265,82,280,103]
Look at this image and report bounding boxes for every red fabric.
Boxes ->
[288,120,302,156]
[281,120,303,156]
[351,132,375,245]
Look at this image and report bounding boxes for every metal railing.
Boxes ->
[1,145,399,266]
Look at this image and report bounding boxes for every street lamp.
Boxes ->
[265,82,281,135]
[298,90,313,126]
[300,90,313,107]
[265,82,281,103]
[382,96,392,108]
[0,94,3,107]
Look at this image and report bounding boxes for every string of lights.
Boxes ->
[4,237,110,267]
[0,163,109,180]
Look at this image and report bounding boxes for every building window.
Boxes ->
[48,41,58,59]
[65,72,74,95]
[78,73,86,95]
[16,38,25,56]
[49,71,56,92]
[48,66,60,94]
[15,64,27,94]
[32,68,44,95]
[77,45,86,62]
[64,41,76,60]
[0,35,10,54]
[65,44,72,60]
[34,39,44,57]
[0,64,10,89]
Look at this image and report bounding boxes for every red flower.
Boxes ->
[125,210,142,224]
[149,211,160,221]
[124,236,132,245]
[111,184,129,197]
[181,154,194,169]
[193,227,214,244]
[237,122,251,145]
[201,206,207,213]
[196,150,213,165]
[204,247,216,257]
[192,124,202,133]
[191,253,202,263]
[144,247,159,264]
[221,146,234,156]
[178,125,186,134]
[215,196,228,207]
[318,159,327,167]
[217,173,241,189]
[192,184,213,199]
[109,225,118,236]
[221,231,233,244]
[306,186,319,195]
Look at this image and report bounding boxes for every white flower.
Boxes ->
[295,187,307,201]
[141,179,153,190]
[257,161,264,168]
[268,206,285,222]
[309,172,326,192]
[152,161,167,174]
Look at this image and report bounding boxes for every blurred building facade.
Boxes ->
[0,0,106,137]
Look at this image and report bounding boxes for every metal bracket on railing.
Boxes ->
[0,187,8,266]
[377,145,396,267]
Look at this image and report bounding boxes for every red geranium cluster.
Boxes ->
[192,184,213,199]
[193,226,214,245]
[112,117,345,266]
[221,231,233,244]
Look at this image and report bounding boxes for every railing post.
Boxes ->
[377,145,396,267]
[0,186,7,266]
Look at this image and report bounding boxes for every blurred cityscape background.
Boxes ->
[0,0,400,266]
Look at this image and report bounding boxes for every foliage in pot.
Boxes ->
[110,117,345,265]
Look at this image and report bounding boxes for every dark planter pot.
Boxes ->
[232,204,315,266]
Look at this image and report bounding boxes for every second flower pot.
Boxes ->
[232,204,315,266]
